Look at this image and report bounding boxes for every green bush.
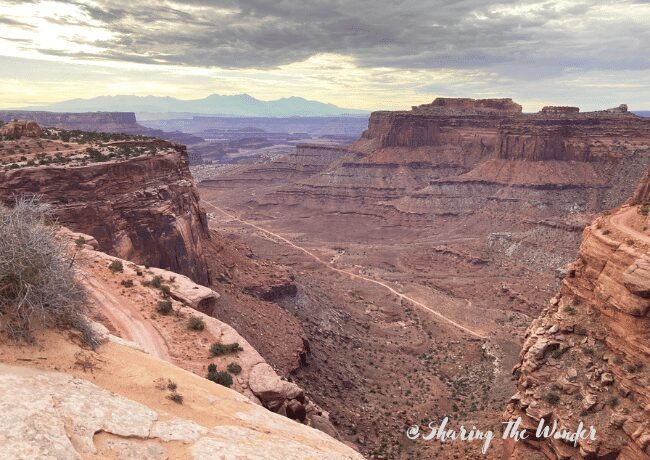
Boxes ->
[120,279,134,288]
[156,300,173,315]
[210,342,243,357]
[108,260,123,273]
[151,275,163,288]
[207,363,217,373]
[168,392,183,404]
[160,284,171,298]
[227,362,242,375]
[188,316,205,331]
[207,370,233,387]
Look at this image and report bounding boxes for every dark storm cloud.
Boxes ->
[13,0,650,74]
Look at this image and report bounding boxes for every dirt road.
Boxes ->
[610,206,650,244]
[84,276,171,360]
[201,200,486,340]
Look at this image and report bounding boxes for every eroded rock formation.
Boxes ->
[505,171,650,459]
[0,119,42,138]
[0,140,212,285]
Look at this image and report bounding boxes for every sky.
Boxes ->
[0,0,649,111]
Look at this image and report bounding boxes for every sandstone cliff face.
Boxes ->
[0,144,212,285]
[505,171,650,459]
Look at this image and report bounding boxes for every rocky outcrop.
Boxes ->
[58,228,332,433]
[505,171,650,459]
[0,119,42,138]
[0,143,212,285]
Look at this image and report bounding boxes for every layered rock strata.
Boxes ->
[0,141,212,285]
[505,171,650,459]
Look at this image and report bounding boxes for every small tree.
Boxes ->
[0,196,98,345]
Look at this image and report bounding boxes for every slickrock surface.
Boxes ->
[0,334,361,459]
[505,171,650,459]
[61,228,328,430]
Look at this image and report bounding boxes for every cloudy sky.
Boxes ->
[0,0,649,111]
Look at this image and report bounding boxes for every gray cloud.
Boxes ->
[4,0,650,79]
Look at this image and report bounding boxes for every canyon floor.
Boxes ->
[199,184,538,459]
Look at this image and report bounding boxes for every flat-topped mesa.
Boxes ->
[0,111,145,135]
[496,103,648,162]
[413,97,524,115]
[540,106,580,115]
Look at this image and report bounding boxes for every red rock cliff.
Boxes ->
[0,143,212,285]
[504,170,650,459]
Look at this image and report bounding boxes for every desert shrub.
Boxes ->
[160,284,171,298]
[227,362,242,375]
[167,381,177,391]
[0,197,98,345]
[625,363,643,373]
[207,370,233,387]
[210,342,243,357]
[544,392,560,405]
[168,392,183,404]
[156,300,173,315]
[187,316,205,331]
[207,363,217,373]
[564,306,577,315]
[120,279,134,288]
[108,260,123,273]
[75,236,86,247]
[151,275,163,288]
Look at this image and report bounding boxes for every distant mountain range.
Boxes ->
[17,94,369,117]
[635,111,650,117]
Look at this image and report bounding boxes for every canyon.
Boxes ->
[1,95,649,458]
[196,97,650,458]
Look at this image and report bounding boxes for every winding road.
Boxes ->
[83,275,171,360]
[201,199,486,340]
[610,206,650,245]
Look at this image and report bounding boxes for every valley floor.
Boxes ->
[200,186,534,459]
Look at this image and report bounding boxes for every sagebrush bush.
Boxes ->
[188,315,205,331]
[227,362,242,375]
[207,370,233,387]
[156,300,173,315]
[0,197,98,345]
[210,342,243,357]
[108,260,123,273]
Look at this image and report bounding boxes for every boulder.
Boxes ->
[248,363,303,405]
